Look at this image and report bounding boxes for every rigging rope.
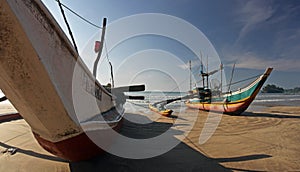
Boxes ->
[169,63,205,92]
[104,41,114,87]
[56,0,78,53]
[54,1,114,86]
[223,74,261,87]
[54,0,102,29]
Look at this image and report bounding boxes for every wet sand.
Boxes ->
[1,104,300,171]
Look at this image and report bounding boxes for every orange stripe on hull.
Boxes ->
[186,97,255,115]
[186,68,272,115]
[149,105,173,117]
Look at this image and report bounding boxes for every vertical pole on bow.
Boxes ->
[93,18,107,78]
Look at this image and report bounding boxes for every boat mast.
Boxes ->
[200,51,205,88]
[189,60,192,90]
[93,18,107,78]
[206,55,209,89]
[220,63,223,94]
[227,62,236,92]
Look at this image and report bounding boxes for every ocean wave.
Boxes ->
[254,98,300,103]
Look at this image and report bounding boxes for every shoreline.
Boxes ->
[1,104,300,171]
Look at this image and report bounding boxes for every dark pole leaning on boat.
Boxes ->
[0,96,7,102]
[57,0,79,53]
[93,18,107,78]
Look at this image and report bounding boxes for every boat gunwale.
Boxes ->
[185,68,273,114]
[189,68,272,103]
[34,0,113,97]
[223,68,273,97]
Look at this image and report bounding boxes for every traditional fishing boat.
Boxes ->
[149,104,173,117]
[148,95,187,117]
[185,67,273,115]
[0,0,144,161]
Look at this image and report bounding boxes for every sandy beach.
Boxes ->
[1,103,300,172]
[183,105,300,171]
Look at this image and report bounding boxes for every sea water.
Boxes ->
[125,91,187,113]
[1,91,299,116]
[126,91,300,112]
[253,93,300,106]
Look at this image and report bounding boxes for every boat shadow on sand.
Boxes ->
[0,114,273,171]
[69,113,271,172]
[239,111,300,119]
[0,141,67,163]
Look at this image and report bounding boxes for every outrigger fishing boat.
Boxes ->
[0,0,144,161]
[148,59,272,116]
[149,103,173,117]
[185,67,273,115]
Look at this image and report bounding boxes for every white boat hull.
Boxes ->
[0,0,123,161]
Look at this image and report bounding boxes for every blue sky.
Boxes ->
[41,0,300,90]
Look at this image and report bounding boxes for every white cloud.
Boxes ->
[235,52,300,72]
[272,28,300,61]
[235,0,275,43]
[287,29,300,40]
[225,1,300,72]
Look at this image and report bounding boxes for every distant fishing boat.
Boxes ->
[0,0,144,161]
[149,104,173,117]
[185,68,273,115]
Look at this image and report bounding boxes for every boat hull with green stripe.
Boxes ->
[185,68,273,115]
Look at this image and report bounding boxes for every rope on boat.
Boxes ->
[169,65,203,92]
[53,2,117,94]
[223,73,262,88]
[54,1,115,85]
[56,0,79,53]
[54,0,102,29]
[104,42,115,87]
[150,71,264,114]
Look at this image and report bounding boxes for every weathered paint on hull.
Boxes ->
[185,96,255,115]
[33,119,123,162]
[0,0,123,161]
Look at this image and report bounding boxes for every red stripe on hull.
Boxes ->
[33,119,123,162]
[186,97,255,115]
[186,68,272,115]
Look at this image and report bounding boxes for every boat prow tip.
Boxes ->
[265,67,274,75]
